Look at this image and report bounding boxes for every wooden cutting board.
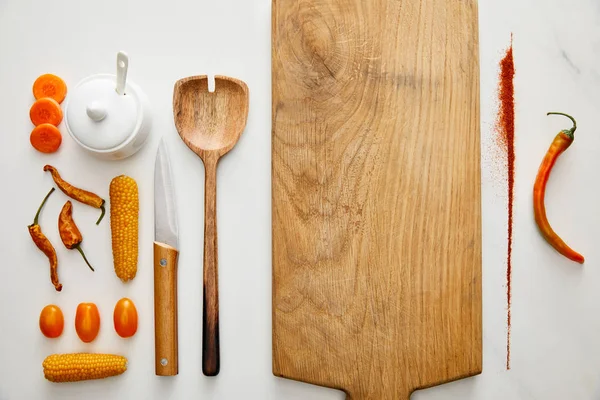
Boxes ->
[272,0,482,399]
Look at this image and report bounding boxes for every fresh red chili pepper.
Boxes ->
[533,112,584,264]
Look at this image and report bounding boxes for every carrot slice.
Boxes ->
[33,74,67,104]
[30,124,62,153]
[30,98,63,126]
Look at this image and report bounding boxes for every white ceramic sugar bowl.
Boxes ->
[64,52,151,160]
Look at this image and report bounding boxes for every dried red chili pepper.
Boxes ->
[28,188,62,291]
[43,165,106,225]
[58,201,94,271]
[533,112,584,264]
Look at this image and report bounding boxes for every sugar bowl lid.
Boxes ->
[65,52,148,152]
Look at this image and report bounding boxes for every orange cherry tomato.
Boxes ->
[113,298,138,338]
[39,305,64,338]
[75,303,100,343]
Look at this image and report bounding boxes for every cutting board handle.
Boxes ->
[344,387,411,400]
[202,156,220,376]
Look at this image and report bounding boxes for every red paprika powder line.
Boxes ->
[498,39,515,371]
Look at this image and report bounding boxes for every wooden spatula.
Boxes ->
[173,75,249,376]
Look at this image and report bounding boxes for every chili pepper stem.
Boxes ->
[96,203,106,225]
[547,112,577,138]
[30,188,55,227]
[75,245,95,272]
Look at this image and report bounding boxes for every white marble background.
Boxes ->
[0,0,599,399]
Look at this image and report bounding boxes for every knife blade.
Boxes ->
[155,139,178,248]
[154,138,179,376]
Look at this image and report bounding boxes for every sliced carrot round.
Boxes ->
[30,124,62,153]
[30,98,63,126]
[33,74,67,104]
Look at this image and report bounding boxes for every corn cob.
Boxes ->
[110,175,139,282]
[42,353,127,382]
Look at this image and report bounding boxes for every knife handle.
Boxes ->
[154,241,179,376]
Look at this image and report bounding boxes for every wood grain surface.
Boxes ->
[154,242,179,376]
[202,154,221,376]
[272,0,482,398]
[173,75,249,376]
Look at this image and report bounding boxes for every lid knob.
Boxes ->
[86,101,107,122]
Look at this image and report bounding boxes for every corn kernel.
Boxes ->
[110,175,139,282]
[42,353,127,382]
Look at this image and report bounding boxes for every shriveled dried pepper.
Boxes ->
[58,201,94,271]
[28,188,62,291]
[533,112,584,264]
[43,165,106,225]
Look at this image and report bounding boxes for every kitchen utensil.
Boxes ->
[115,52,128,96]
[272,0,482,399]
[173,75,249,377]
[64,51,151,160]
[154,138,180,376]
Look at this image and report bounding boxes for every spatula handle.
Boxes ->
[203,157,220,376]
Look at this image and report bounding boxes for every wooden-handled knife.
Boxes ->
[154,139,180,376]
